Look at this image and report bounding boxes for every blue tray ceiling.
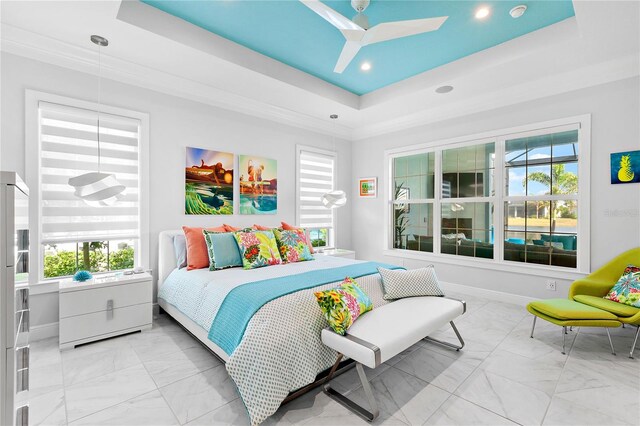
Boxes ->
[142,0,575,95]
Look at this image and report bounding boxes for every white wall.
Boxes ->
[0,53,353,328]
[351,77,640,300]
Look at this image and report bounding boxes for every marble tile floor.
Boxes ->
[29,293,639,426]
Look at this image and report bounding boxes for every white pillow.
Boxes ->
[174,234,187,269]
[377,266,444,300]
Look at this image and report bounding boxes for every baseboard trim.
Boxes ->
[30,322,59,342]
[440,281,536,307]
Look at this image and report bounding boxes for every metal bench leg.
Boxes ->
[630,326,640,359]
[530,316,537,338]
[323,355,379,422]
[424,321,465,351]
[605,328,616,356]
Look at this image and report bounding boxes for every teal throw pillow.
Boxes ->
[203,230,243,271]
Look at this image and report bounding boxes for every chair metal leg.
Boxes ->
[530,316,537,338]
[562,326,567,355]
[605,328,616,356]
[424,321,465,351]
[323,356,379,422]
[630,326,640,359]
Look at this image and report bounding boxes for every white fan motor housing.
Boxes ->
[351,0,370,13]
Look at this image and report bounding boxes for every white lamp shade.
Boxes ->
[68,172,125,205]
[321,190,347,209]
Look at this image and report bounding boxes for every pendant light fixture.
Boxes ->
[68,35,125,206]
[320,114,347,209]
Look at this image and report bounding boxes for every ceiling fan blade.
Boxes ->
[300,0,364,31]
[362,16,448,46]
[334,41,362,73]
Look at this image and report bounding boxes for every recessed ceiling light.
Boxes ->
[435,85,454,94]
[360,61,372,71]
[509,5,527,18]
[475,6,490,20]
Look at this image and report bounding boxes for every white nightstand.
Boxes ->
[59,272,153,350]
[316,249,356,259]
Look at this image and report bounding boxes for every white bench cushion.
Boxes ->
[321,297,464,369]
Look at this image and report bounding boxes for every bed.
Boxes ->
[157,230,398,425]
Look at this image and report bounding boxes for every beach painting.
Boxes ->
[239,155,277,215]
[185,147,234,215]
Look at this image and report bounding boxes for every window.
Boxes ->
[504,130,579,268]
[28,93,148,282]
[392,153,435,252]
[386,116,589,273]
[441,143,495,259]
[296,146,337,249]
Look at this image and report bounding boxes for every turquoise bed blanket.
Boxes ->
[208,261,401,355]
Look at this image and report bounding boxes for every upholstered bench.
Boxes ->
[321,296,466,421]
[527,299,621,355]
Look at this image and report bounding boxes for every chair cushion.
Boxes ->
[603,265,640,308]
[378,266,444,300]
[574,295,640,317]
[321,297,464,368]
[541,234,577,251]
[527,299,618,320]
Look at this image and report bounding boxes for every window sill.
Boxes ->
[382,249,588,281]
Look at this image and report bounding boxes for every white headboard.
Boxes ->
[158,230,183,289]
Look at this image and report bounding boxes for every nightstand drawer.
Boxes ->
[59,303,152,345]
[60,280,151,318]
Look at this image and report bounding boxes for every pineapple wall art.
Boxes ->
[611,150,640,184]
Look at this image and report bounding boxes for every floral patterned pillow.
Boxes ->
[315,277,374,335]
[233,230,282,270]
[604,265,640,308]
[273,229,314,263]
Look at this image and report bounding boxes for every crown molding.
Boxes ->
[351,54,639,140]
[2,22,638,142]
[0,24,355,140]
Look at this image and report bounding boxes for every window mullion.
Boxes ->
[434,149,442,255]
[494,137,506,261]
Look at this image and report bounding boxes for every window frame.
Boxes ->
[384,115,591,279]
[25,90,150,286]
[295,145,338,249]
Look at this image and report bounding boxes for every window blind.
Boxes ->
[297,149,336,229]
[38,101,140,244]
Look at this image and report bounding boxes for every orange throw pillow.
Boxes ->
[224,224,258,232]
[253,224,273,231]
[183,226,226,270]
[280,221,315,254]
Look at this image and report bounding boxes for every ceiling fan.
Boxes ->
[300,0,448,73]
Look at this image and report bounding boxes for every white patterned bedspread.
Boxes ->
[158,256,392,425]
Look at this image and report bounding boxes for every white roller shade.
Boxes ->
[38,101,140,244]
[298,149,336,229]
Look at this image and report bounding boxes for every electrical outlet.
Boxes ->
[546,280,557,291]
